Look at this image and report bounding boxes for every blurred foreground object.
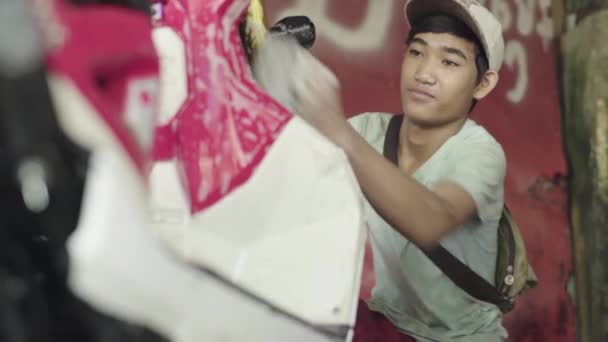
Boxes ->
[0,0,165,341]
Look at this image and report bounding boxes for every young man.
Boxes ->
[294,0,507,341]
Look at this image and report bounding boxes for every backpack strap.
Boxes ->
[382,115,512,312]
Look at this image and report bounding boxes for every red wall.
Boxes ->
[264,1,575,340]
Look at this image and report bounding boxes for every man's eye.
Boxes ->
[443,59,459,67]
[408,49,421,57]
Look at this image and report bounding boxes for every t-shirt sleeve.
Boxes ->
[440,139,506,223]
[348,113,369,136]
[347,113,393,153]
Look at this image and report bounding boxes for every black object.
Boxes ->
[0,0,167,341]
[382,115,512,312]
[270,16,316,50]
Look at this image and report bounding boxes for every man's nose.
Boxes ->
[414,58,436,85]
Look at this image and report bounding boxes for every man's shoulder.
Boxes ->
[348,112,396,151]
[459,119,496,140]
[348,111,395,124]
[348,112,395,136]
[456,120,505,156]
[443,119,507,179]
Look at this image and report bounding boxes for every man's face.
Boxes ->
[400,32,480,127]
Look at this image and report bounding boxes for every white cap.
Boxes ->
[404,0,505,71]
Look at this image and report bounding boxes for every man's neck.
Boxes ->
[398,117,467,173]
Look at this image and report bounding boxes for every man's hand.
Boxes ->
[254,37,350,145]
[291,58,350,146]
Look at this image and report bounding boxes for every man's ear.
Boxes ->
[473,70,499,100]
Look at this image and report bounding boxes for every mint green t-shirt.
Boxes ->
[349,113,508,342]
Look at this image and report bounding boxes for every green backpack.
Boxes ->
[383,115,538,313]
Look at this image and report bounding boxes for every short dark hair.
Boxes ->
[406,14,488,82]
[406,14,489,111]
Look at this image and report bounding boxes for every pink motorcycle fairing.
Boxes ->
[152,0,292,213]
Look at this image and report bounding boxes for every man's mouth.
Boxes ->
[407,88,435,101]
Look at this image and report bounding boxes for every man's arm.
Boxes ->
[267,46,480,248]
[289,69,478,249]
[333,124,477,249]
